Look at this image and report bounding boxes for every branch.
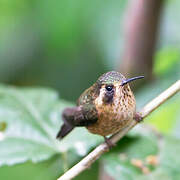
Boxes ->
[119,0,164,81]
[58,80,180,180]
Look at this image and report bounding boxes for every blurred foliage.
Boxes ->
[0,0,127,102]
[103,134,180,180]
[0,0,180,180]
[154,47,180,76]
[0,85,102,179]
[0,84,179,180]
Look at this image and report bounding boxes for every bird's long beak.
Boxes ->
[121,76,144,86]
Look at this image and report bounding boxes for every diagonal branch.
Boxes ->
[58,80,180,180]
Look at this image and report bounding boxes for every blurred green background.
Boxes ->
[0,0,180,180]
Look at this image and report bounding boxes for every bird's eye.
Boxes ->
[105,85,113,91]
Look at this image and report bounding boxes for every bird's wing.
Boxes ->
[56,84,99,139]
[61,84,99,127]
[75,84,99,125]
[62,105,98,127]
[56,106,97,139]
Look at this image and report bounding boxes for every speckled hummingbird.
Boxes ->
[56,71,144,147]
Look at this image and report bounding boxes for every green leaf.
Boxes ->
[0,85,102,168]
[136,80,180,134]
[154,47,180,76]
[103,128,180,180]
[135,136,180,180]
[0,155,63,180]
[144,94,180,134]
[0,154,99,180]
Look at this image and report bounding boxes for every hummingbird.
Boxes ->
[56,71,144,147]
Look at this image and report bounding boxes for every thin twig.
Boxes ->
[58,80,180,180]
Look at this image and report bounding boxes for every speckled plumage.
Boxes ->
[77,71,136,136]
[87,81,136,136]
[77,83,99,122]
[57,71,143,140]
[97,71,125,85]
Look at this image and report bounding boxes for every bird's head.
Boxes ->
[95,71,144,106]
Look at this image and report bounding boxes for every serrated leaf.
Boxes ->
[103,130,180,180]
[103,127,159,180]
[0,85,101,168]
[0,155,63,180]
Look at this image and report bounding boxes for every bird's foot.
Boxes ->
[104,136,116,150]
[134,112,143,122]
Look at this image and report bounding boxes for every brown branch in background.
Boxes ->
[119,0,164,86]
[57,80,180,180]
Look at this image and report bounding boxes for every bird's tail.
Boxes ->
[56,123,74,139]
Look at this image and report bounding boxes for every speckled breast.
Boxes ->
[87,106,134,136]
[87,88,136,136]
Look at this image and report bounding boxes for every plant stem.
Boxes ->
[57,80,180,180]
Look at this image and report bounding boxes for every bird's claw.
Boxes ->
[134,112,143,122]
[104,137,116,150]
